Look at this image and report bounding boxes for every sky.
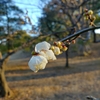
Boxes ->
[95,28,100,34]
[12,0,43,26]
[12,0,100,35]
[12,0,45,36]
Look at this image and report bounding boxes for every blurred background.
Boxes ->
[0,0,100,100]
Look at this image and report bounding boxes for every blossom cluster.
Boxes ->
[84,9,96,26]
[28,9,96,73]
[28,41,68,72]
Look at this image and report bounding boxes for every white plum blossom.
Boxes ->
[28,55,48,72]
[28,41,63,72]
[35,41,51,52]
[40,50,56,61]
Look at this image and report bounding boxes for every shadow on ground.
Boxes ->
[6,58,100,82]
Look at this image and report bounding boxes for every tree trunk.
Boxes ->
[65,45,69,68]
[0,58,13,98]
[65,49,69,67]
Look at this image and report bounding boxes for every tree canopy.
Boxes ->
[0,0,32,53]
[39,0,100,35]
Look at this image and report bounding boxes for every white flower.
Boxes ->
[53,46,62,55]
[40,50,56,61]
[35,41,51,52]
[28,55,48,72]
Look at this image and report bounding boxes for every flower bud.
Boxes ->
[54,42,57,46]
[57,41,62,46]
[53,46,62,55]
[51,46,55,50]
[84,9,88,12]
[71,40,76,44]
[88,10,93,15]
[62,46,68,51]
[59,45,63,49]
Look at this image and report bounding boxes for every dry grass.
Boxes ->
[3,59,100,100]
[0,43,100,100]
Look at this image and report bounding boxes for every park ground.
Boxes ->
[0,43,100,100]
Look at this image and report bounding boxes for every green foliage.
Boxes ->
[38,0,100,54]
[95,14,100,24]
[0,44,8,54]
[0,0,24,35]
[0,0,33,54]
[12,31,31,48]
[91,0,100,11]
[0,30,32,53]
[38,2,70,35]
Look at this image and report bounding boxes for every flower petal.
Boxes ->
[35,41,51,52]
[40,50,56,61]
[53,46,62,55]
[28,55,48,72]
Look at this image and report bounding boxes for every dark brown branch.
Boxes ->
[60,0,91,27]
[1,29,66,60]
[60,1,76,26]
[60,26,100,42]
[64,0,90,10]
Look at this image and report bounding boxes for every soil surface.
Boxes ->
[0,43,100,100]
